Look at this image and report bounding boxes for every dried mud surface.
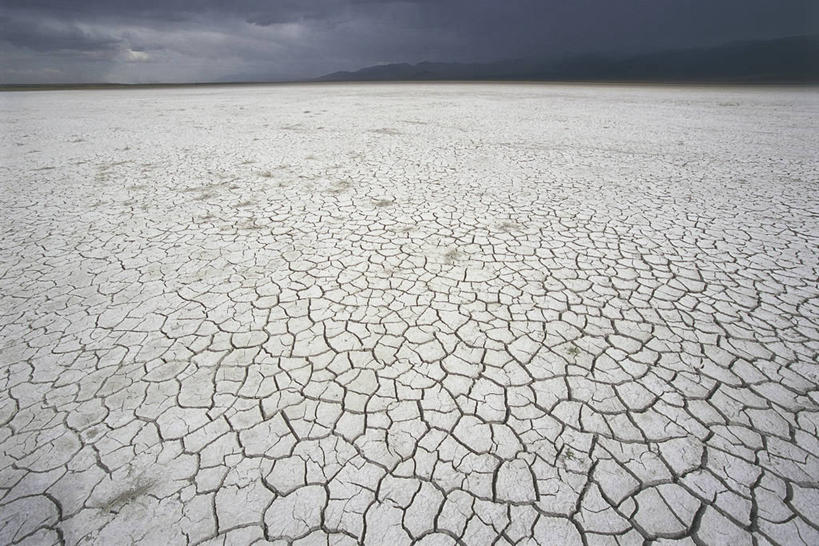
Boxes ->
[1,84,818,545]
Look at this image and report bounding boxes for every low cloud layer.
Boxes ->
[1,0,815,83]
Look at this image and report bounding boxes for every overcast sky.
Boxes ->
[1,0,816,84]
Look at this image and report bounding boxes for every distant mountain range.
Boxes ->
[317,35,819,83]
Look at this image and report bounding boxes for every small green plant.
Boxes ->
[101,480,156,513]
[566,345,580,357]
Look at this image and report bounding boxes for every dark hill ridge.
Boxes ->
[317,35,819,83]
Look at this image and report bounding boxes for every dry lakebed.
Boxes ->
[0,83,817,545]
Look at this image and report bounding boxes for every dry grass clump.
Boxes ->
[326,180,353,194]
[497,220,523,233]
[443,248,461,263]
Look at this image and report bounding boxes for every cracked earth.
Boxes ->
[1,83,818,545]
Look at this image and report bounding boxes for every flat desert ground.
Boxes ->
[0,83,817,545]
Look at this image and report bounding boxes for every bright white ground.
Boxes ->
[0,83,817,545]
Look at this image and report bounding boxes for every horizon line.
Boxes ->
[3,78,818,92]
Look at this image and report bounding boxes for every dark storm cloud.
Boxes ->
[0,0,816,83]
[0,15,121,52]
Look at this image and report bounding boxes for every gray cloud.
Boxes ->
[0,15,121,53]
[0,0,816,83]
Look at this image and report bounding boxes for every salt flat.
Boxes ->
[0,83,817,545]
